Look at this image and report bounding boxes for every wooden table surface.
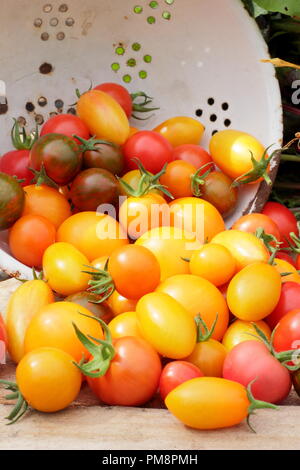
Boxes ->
[0,278,299,450]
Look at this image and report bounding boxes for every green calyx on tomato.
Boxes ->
[82,262,115,303]
[250,323,300,372]
[130,91,160,120]
[255,227,281,265]
[232,146,278,187]
[73,313,115,378]
[0,380,28,425]
[74,135,117,152]
[246,379,278,433]
[286,232,300,254]
[29,163,59,189]
[119,159,173,199]
[195,314,218,342]
[11,119,39,151]
[190,163,214,197]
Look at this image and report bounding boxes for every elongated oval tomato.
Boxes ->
[165,377,252,429]
[211,230,269,271]
[156,274,229,341]
[154,117,205,147]
[43,242,91,296]
[94,82,133,118]
[209,130,266,182]
[16,347,82,412]
[6,280,54,363]
[169,197,225,243]
[24,302,103,362]
[57,212,129,261]
[227,263,282,321]
[135,226,201,281]
[222,320,271,352]
[136,292,196,359]
[77,90,130,145]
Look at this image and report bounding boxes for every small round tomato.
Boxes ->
[24,302,103,362]
[153,117,205,147]
[223,341,291,404]
[107,291,137,317]
[273,258,300,283]
[82,140,124,176]
[262,202,298,248]
[172,144,214,170]
[77,90,130,145]
[159,160,196,199]
[40,114,90,142]
[108,245,161,300]
[65,291,114,324]
[136,226,201,281]
[136,292,197,359]
[209,130,267,183]
[0,173,25,230]
[222,320,272,351]
[190,243,236,286]
[94,82,133,118]
[22,184,71,229]
[43,242,91,296]
[273,309,300,358]
[30,134,82,186]
[232,213,281,243]
[119,193,169,240]
[184,339,227,377]
[0,150,33,187]
[199,171,238,217]
[119,169,162,197]
[159,361,203,401]
[70,168,119,211]
[108,312,142,339]
[123,131,173,174]
[9,215,56,268]
[211,230,269,271]
[227,263,282,321]
[169,197,225,243]
[156,274,229,341]
[16,347,82,413]
[57,211,129,261]
[266,282,300,329]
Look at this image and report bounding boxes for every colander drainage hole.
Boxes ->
[207,98,214,105]
[38,97,48,107]
[212,130,218,136]
[210,114,217,122]
[195,109,203,117]
[55,99,64,109]
[35,114,45,125]
[67,108,76,115]
[39,63,53,74]
[224,119,231,127]
[17,116,26,126]
[25,102,35,113]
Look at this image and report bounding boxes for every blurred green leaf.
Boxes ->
[254,0,300,16]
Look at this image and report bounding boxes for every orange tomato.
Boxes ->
[156,274,229,340]
[160,160,196,199]
[9,215,56,268]
[154,117,205,147]
[232,213,281,243]
[57,211,129,261]
[23,185,71,229]
[77,90,130,145]
[108,312,143,339]
[273,258,300,283]
[107,290,137,317]
[169,197,225,243]
[184,339,227,377]
[222,319,272,351]
[190,243,236,286]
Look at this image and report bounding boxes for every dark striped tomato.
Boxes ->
[0,173,25,230]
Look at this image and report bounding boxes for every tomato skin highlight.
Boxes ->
[77,90,130,145]
[154,117,205,147]
[227,263,282,322]
[40,114,90,143]
[136,292,197,359]
[9,215,56,268]
[123,131,173,174]
[86,337,161,406]
[16,347,82,413]
[223,341,292,404]
[108,312,143,339]
[165,377,250,429]
[266,282,300,330]
[159,361,203,401]
[0,150,33,187]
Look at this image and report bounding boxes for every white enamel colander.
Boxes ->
[0,0,283,279]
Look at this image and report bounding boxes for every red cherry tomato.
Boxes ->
[223,341,291,404]
[40,114,90,143]
[266,282,300,330]
[273,309,300,357]
[123,131,173,174]
[172,144,214,171]
[94,83,133,119]
[232,213,281,244]
[0,314,7,364]
[159,361,204,401]
[262,202,298,247]
[0,150,33,187]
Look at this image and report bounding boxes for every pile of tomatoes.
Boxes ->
[0,81,300,431]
